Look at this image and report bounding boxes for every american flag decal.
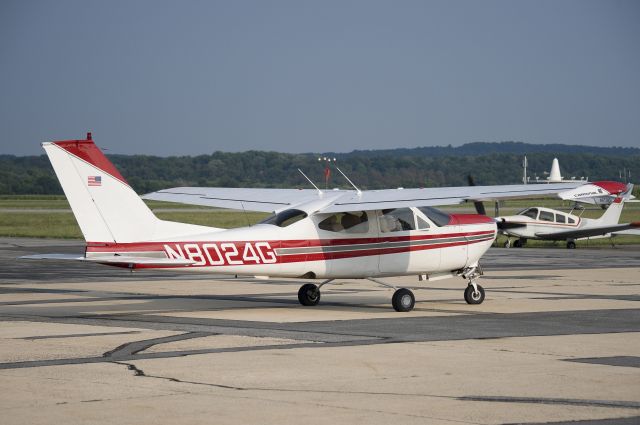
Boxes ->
[88,176,102,186]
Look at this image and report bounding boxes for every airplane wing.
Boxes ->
[142,187,346,212]
[143,183,582,213]
[21,254,195,266]
[319,183,584,213]
[612,229,640,236]
[535,222,640,240]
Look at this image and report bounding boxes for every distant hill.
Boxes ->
[325,141,640,158]
[1,141,638,195]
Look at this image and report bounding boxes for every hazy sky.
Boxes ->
[1,0,639,156]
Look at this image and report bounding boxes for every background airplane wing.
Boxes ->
[143,187,344,212]
[535,222,640,240]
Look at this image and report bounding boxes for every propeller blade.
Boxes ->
[466,175,487,215]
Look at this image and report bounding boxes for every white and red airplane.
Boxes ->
[496,185,638,249]
[23,133,612,312]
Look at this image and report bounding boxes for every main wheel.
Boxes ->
[464,284,485,305]
[566,241,576,249]
[298,283,320,306]
[392,288,415,312]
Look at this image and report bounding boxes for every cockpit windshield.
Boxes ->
[517,208,538,219]
[259,209,307,227]
[417,206,451,227]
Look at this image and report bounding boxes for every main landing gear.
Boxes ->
[566,240,576,249]
[296,278,417,312]
[296,269,487,311]
[504,238,527,248]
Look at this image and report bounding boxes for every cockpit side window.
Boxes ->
[318,212,369,233]
[555,214,566,224]
[318,211,369,233]
[380,208,416,233]
[259,209,307,227]
[520,208,539,219]
[416,216,430,230]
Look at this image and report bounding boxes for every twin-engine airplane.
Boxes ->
[497,183,638,249]
[23,133,614,312]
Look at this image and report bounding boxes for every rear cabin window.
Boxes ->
[380,208,416,233]
[259,209,307,227]
[539,211,554,222]
[318,212,369,233]
[568,217,576,224]
[555,214,566,224]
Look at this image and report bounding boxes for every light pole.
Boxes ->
[318,156,337,189]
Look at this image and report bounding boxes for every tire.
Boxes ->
[513,239,523,248]
[464,284,485,305]
[566,241,576,249]
[392,288,415,312]
[298,283,320,306]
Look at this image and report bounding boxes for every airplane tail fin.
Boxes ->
[43,133,216,244]
[593,183,633,226]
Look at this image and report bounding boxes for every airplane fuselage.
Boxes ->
[86,209,496,279]
[498,207,582,240]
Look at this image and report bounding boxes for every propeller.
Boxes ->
[466,175,487,216]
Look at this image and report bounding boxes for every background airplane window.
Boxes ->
[318,212,369,233]
[380,208,416,232]
[568,217,576,224]
[539,211,554,222]
[555,214,566,224]
[520,208,538,219]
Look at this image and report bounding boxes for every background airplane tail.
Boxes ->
[43,133,216,243]
[593,183,633,226]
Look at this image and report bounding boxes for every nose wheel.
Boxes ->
[464,284,485,304]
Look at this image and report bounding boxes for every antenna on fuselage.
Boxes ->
[336,167,361,195]
[298,169,322,195]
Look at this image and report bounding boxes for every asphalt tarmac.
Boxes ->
[1,237,639,424]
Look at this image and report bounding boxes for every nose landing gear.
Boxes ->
[461,265,485,305]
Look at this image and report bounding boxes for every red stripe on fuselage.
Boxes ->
[86,230,496,268]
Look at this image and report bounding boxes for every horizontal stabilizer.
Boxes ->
[535,222,640,240]
[21,254,195,266]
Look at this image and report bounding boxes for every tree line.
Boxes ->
[1,146,638,196]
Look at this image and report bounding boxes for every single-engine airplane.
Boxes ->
[496,184,638,249]
[23,133,619,312]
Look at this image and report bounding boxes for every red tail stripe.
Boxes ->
[52,139,128,185]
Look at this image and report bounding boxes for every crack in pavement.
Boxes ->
[112,360,640,410]
[103,331,215,358]
[111,361,481,424]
